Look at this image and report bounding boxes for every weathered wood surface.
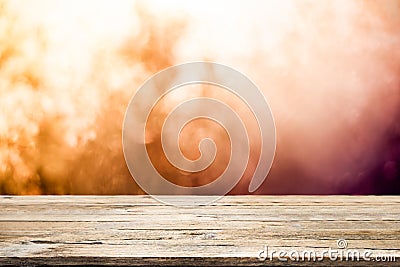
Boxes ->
[0,196,399,266]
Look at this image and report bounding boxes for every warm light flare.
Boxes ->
[0,0,399,194]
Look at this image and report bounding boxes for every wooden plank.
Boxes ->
[0,196,399,266]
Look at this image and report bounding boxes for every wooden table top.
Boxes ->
[0,196,399,266]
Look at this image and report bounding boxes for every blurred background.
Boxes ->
[0,0,399,195]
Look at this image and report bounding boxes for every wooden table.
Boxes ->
[0,196,399,266]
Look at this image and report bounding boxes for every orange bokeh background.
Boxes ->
[1,0,399,194]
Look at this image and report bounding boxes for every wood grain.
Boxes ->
[0,196,399,266]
